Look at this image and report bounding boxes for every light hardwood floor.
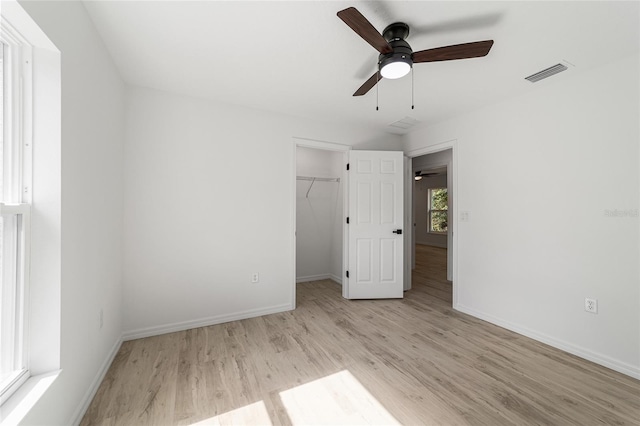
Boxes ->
[81,245,640,425]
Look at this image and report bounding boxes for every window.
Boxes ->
[0,21,33,405]
[428,188,448,234]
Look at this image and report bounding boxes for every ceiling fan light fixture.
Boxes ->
[414,171,423,181]
[379,55,412,79]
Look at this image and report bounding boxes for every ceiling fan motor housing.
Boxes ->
[382,22,410,42]
[378,39,413,68]
[378,23,413,75]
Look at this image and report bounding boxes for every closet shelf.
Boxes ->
[297,176,340,198]
[296,176,340,182]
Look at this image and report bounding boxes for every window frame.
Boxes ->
[0,17,33,405]
[427,187,448,235]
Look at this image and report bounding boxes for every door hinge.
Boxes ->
[346,217,349,224]
[346,163,350,171]
[346,271,349,278]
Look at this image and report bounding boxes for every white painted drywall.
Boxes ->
[404,54,640,378]
[296,147,343,283]
[123,86,401,337]
[414,174,448,248]
[16,1,125,424]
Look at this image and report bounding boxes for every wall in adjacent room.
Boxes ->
[414,174,448,248]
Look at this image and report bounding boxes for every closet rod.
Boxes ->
[297,176,340,198]
[296,176,340,182]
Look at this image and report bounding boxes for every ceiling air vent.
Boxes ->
[386,116,421,135]
[525,63,568,83]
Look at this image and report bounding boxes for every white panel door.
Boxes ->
[347,151,404,299]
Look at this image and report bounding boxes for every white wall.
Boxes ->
[404,54,640,378]
[123,86,401,338]
[296,147,343,283]
[17,1,125,424]
[414,174,448,247]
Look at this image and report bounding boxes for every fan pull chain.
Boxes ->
[376,72,379,111]
[411,67,415,110]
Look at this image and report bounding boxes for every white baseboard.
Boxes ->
[297,274,342,285]
[296,274,331,283]
[70,336,123,425]
[455,303,640,380]
[122,303,293,341]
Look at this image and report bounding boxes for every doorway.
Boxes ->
[408,145,455,306]
[293,139,350,307]
[293,139,411,304]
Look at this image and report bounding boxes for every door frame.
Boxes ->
[405,139,458,306]
[404,156,412,291]
[292,138,351,308]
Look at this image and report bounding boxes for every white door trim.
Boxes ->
[406,140,458,306]
[404,156,412,291]
[292,138,351,308]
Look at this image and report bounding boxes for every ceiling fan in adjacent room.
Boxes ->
[414,171,440,181]
[337,7,495,97]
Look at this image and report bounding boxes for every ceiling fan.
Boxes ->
[337,7,494,96]
[414,171,440,181]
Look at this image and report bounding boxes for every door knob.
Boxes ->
[393,229,403,234]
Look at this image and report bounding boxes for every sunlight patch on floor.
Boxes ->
[188,400,271,426]
[279,370,400,425]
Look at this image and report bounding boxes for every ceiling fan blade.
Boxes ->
[337,7,392,54]
[413,40,494,63]
[353,72,381,96]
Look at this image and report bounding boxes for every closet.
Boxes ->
[295,147,343,284]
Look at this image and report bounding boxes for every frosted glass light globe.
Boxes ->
[380,61,411,79]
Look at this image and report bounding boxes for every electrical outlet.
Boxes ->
[252,273,259,283]
[99,309,104,328]
[585,298,598,314]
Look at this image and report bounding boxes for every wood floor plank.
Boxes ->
[81,244,640,425]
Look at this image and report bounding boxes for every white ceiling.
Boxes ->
[82,1,640,134]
